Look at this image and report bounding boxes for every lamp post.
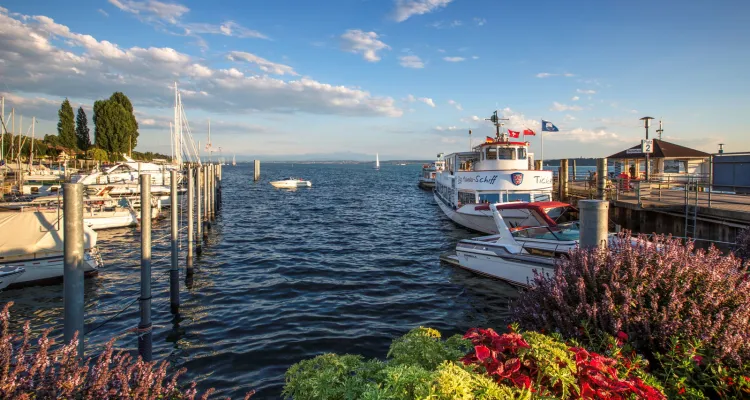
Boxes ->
[640,116,654,180]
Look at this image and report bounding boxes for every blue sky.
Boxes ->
[0,0,748,160]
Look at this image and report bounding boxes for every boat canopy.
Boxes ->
[0,212,98,258]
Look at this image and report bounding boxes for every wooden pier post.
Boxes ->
[63,182,85,359]
[534,160,542,171]
[597,158,608,200]
[572,159,577,182]
[559,159,569,201]
[138,175,153,362]
[579,200,609,249]
[169,170,179,314]
[187,165,195,269]
[254,160,260,181]
[196,165,204,251]
[204,165,211,232]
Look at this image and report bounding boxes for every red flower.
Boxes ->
[678,387,686,395]
[616,331,628,345]
[475,345,491,362]
[692,355,703,365]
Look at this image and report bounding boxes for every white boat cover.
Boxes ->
[0,211,98,258]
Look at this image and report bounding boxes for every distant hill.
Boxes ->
[542,158,598,167]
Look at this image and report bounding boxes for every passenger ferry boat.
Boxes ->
[434,112,554,233]
[418,154,446,189]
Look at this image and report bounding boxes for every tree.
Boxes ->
[57,98,77,150]
[87,147,109,162]
[75,107,91,151]
[109,92,139,152]
[93,99,135,159]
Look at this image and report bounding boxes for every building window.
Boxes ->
[518,148,527,159]
[663,160,687,173]
[479,193,501,203]
[486,147,497,160]
[534,194,551,202]
[506,193,531,202]
[458,191,476,205]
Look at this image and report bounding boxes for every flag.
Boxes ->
[485,136,494,143]
[523,128,536,136]
[541,120,559,132]
[508,130,520,138]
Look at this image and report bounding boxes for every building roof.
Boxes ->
[607,139,710,159]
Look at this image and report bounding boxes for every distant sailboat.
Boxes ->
[374,153,380,170]
[232,154,236,166]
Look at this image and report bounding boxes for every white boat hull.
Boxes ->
[270,180,311,188]
[455,248,554,287]
[0,252,101,287]
[0,267,25,290]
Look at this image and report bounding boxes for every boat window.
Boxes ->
[497,148,515,160]
[479,193,500,203]
[533,194,551,202]
[506,193,531,202]
[518,148,527,159]
[458,191,476,205]
[547,207,579,224]
[485,147,497,160]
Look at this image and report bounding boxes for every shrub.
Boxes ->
[461,324,664,399]
[734,226,750,262]
[512,233,750,366]
[0,302,254,399]
[283,326,663,400]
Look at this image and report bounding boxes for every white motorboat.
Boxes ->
[0,211,102,287]
[270,177,312,188]
[71,155,181,186]
[434,111,553,233]
[418,153,446,189]
[451,204,555,287]
[0,266,26,291]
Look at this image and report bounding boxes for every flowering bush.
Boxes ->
[283,326,665,399]
[0,302,254,399]
[734,226,750,262]
[512,232,750,366]
[461,324,664,399]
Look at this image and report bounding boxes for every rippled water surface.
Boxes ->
[1,163,522,399]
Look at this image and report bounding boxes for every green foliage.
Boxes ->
[282,354,384,399]
[87,148,109,162]
[75,106,91,151]
[519,331,578,398]
[57,98,77,150]
[386,327,471,370]
[109,91,139,149]
[93,97,135,158]
[431,362,531,400]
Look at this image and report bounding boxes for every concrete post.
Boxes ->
[169,170,179,314]
[187,165,194,271]
[572,159,577,182]
[579,200,609,249]
[138,175,153,362]
[597,158,607,200]
[63,182,84,358]
[254,160,260,181]
[534,160,542,171]
[204,165,210,232]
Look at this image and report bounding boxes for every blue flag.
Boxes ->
[541,120,559,132]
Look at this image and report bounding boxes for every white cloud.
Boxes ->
[563,114,576,122]
[98,9,109,17]
[450,20,462,27]
[545,127,630,144]
[473,17,486,26]
[419,97,436,107]
[340,29,390,62]
[571,96,580,101]
[399,55,424,68]
[108,0,189,24]
[460,108,539,132]
[227,51,298,76]
[443,56,465,62]
[576,88,596,94]
[551,102,583,112]
[0,10,402,118]
[460,115,482,123]
[187,21,268,39]
[437,48,445,53]
[392,0,454,22]
[433,125,461,134]
[471,55,479,60]
[405,94,417,103]
[536,72,575,78]
[447,99,462,111]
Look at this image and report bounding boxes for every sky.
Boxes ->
[0,0,748,161]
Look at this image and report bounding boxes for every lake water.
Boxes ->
[0,163,523,399]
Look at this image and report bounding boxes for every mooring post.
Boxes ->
[204,165,211,231]
[558,159,569,201]
[169,170,179,314]
[138,174,153,362]
[63,182,85,359]
[597,158,607,200]
[197,165,205,248]
[534,160,542,171]
[579,200,609,249]
[572,159,577,182]
[187,165,194,270]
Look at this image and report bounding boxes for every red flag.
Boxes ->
[523,129,536,136]
[508,130,520,138]
[485,136,494,143]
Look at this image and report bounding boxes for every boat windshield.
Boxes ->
[546,206,579,224]
[511,222,581,241]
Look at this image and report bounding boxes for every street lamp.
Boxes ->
[640,116,654,180]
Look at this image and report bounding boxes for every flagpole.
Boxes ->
[540,119,544,168]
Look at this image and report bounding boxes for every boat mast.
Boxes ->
[29,117,34,170]
[485,110,509,140]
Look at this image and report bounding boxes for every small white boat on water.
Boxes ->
[0,266,26,291]
[270,177,312,188]
[0,211,102,288]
